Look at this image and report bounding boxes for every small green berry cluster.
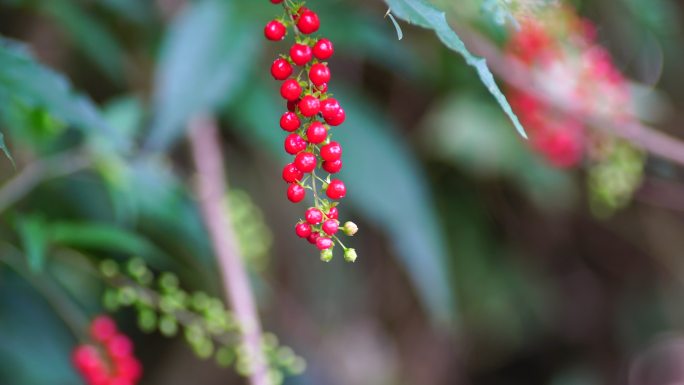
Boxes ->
[100,258,305,384]
[264,0,359,262]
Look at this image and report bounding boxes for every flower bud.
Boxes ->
[342,221,358,236]
[343,248,357,263]
[320,248,333,262]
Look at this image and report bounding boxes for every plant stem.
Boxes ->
[188,114,272,385]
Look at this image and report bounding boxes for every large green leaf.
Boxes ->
[15,215,49,272]
[0,37,125,149]
[385,0,527,139]
[228,80,455,324]
[38,0,126,82]
[146,0,258,150]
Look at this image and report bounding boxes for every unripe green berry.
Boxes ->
[320,248,333,262]
[344,248,357,262]
[342,221,358,236]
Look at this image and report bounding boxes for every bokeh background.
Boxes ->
[2,0,684,384]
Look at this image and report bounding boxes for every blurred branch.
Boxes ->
[0,151,90,214]
[458,28,684,167]
[188,115,271,385]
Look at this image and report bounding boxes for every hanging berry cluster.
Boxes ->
[264,0,358,262]
[72,315,143,385]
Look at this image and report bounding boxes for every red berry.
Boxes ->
[290,43,313,66]
[322,219,339,235]
[326,179,346,199]
[325,107,346,126]
[305,207,323,224]
[280,111,300,131]
[294,152,317,172]
[264,20,286,41]
[91,315,117,342]
[287,99,299,112]
[297,9,320,34]
[313,38,334,60]
[306,121,327,144]
[106,334,133,359]
[309,63,330,86]
[280,79,302,101]
[270,0,284,3]
[284,134,306,155]
[327,207,339,220]
[115,356,142,381]
[316,237,333,250]
[287,183,306,203]
[271,58,293,80]
[320,98,341,120]
[322,159,342,173]
[298,95,320,117]
[320,141,342,161]
[295,222,312,238]
[73,345,101,371]
[316,83,328,93]
[282,163,303,183]
[307,231,320,244]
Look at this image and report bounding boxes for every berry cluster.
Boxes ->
[505,12,634,169]
[264,0,357,262]
[72,315,143,385]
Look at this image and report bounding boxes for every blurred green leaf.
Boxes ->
[38,0,125,82]
[228,80,455,324]
[102,96,145,141]
[0,37,124,149]
[147,0,258,150]
[15,215,48,272]
[49,221,159,257]
[385,0,527,139]
[0,130,12,164]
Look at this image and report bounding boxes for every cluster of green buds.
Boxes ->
[99,258,305,384]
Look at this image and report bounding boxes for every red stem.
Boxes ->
[188,115,271,385]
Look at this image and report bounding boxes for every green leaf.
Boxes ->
[0,37,125,149]
[48,222,160,258]
[146,0,258,150]
[228,81,456,325]
[385,0,527,139]
[38,0,126,82]
[0,129,13,165]
[15,215,49,272]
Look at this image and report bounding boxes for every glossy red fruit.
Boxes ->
[316,237,333,250]
[295,152,317,172]
[305,207,323,224]
[271,58,293,80]
[320,98,340,120]
[287,99,299,112]
[326,179,346,199]
[282,163,304,183]
[306,121,327,144]
[313,38,334,60]
[280,111,300,132]
[298,95,320,117]
[264,20,286,41]
[270,0,284,3]
[322,219,339,235]
[327,206,339,220]
[320,141,342,161]
[297,9,320,34]
[91,315,117,342]
[295,222,312,238]
[280,79,302,101]
[290,43,313,66]
[287,183,306,203]
[284,134,307,155]
[322,159,342,174]
[309,63,330,86]
[325,107,346,126]
[307,231,320,244]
